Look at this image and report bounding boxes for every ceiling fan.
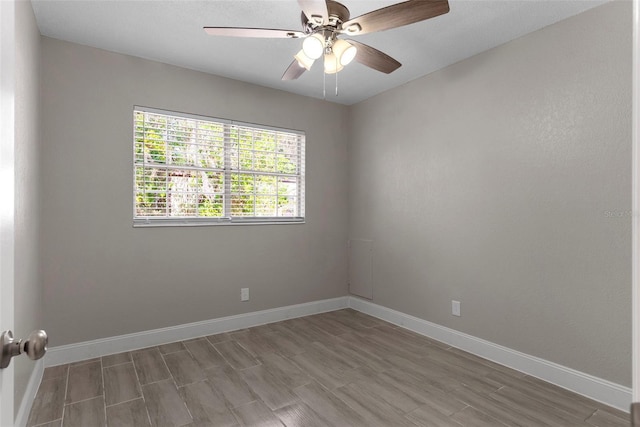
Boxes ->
[204,0,450,81]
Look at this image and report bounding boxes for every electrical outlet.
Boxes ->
[241,288,249,302]
[452,300,461,317]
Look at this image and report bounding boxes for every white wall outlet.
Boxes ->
[452,300,461,317]
[241,288,249,302]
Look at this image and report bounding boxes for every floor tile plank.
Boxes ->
[163,350,206,387]
[206,331,240,345]
[293,382,368,427]
[273,402,331,427]
[183,338,227,370]
[179,380,239,426]
[451,405,509,427]
[206,365,256,409]
[290,349,352,390]
[490,385,586,426]
[523,374,625,418]
[490,371,592,417]
[349,369,424,415]
[132,347,171,385]
[265,325,311,356]
[239,364,300,410]
[384,354,464,393]
[102,352,132,367]
[103,362,142,406]
[42,365,69,382]
[232,331,278,358]
[447,347,526,378]
[260,331,307,357]
[405,404,464,427]
[65,360,103,404]
[69,358,100,367]
[62,396,105,427]
[214,340,260,370]
[330,308,385,329]
[303,314,353,336]
[158,342,186,355]
[451,385,555,427]
[31,419,62,427]
[284,317,336,344]
[378,368,467,416]
[232,400,283,427]
[258,352,311,389]
[27,377,66,427]
[141,379,193,427]
[333,383,419,426]
[330,333,394,372]
[586,408,629,427]
[105,398,150,427]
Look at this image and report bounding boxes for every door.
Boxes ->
[0,0,16,424]
[633,0,639,422]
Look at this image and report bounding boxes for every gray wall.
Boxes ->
[40,38,349,346]
[14,0,42,415]
[348,2,632,386]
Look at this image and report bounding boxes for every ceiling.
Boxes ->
[31,0,608,105]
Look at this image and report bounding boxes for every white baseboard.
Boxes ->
[39,294,631,413]
[44,296,349,367]
[348,296,632,412]
[15,359,44,427]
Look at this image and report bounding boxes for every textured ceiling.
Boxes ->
[31,0,608,105]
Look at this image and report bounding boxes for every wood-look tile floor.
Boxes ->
[27,309,629,427]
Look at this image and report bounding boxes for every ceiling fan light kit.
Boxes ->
[204,0,450,89]
[302,33,325,59]
[295,49,315,70]
[332,39,357,66]
[324,52,344,74]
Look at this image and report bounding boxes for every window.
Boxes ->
[134,107,305,226]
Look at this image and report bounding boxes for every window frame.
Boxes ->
[133,106,305,227]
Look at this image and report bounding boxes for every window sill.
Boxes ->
[133,218,305,227]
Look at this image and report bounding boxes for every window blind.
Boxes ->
[133,106,305,226]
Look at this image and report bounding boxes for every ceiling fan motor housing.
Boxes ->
[300,0,350,33]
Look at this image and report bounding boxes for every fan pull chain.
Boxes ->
[323,64,326,99]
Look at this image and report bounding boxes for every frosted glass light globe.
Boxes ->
[294,50,315,70]
[333,40,357,66]
[302,34,325,60]
[324,52,344,74]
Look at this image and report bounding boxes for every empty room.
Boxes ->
[0,0,637,426]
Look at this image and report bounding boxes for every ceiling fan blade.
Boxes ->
[282,60,307,80]
[298,0,329,25]
[341,0,449,36]
[204,27,305,38]
[347,40,401,74]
